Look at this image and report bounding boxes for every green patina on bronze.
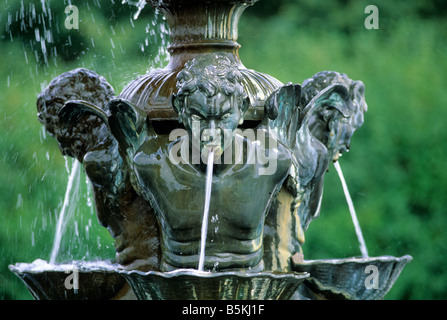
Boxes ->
[13,0,411,300]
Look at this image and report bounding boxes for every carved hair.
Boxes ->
[174,54,248,110]
[36,68,115,160]
[301,71,367,117]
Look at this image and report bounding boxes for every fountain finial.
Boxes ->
[120,0,282,121]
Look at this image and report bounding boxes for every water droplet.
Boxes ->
[16,194,23,209]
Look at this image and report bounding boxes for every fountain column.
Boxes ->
[120,0,282,122]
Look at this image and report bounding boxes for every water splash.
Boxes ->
[49,159,81,264]
[198,149,215,272]
[133,0,147,20]
[142,9,171,66]
[122,0,147,20]
[333,161,369,258]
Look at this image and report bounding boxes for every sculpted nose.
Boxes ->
[209,120,216,131]
[202,121,221,143]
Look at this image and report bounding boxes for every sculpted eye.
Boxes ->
[221,113,231,121]
[191,114,202,121]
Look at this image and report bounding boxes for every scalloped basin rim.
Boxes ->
[295,255,413,266]
[291,254,413,300]
[9,259,122,274]
[118,268,310,300]
[118,268,310,280]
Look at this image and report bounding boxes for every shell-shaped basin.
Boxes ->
[9,259,126,300]
[118,268,309,300]
[292,255,412,300]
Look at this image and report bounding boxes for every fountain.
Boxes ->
[9,0,412,300]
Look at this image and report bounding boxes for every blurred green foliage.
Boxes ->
[1,0,446,299]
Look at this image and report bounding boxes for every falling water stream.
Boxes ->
[198,156,369,270]
[198,149,215,272]
[333,161,369,258]
[49,159,81,264]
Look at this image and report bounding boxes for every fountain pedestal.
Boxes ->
[120,0,282,122]
[119,269,308,300]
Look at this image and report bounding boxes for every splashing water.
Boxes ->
[122,0,147,20]
[198,149,215,272]
[49,159,81,264]
[333,161,369,258]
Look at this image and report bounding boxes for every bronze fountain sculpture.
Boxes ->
[10,0,411,300]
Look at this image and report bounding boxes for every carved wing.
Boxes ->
[37,68,115,161]
[295,72,367,230]
[107,99,151,157]
[38,69,161,271]
[263,82,302,152]
[59,99,161,271]
[36,67,129,201]
[262,72,367,268]
[59,98,153,196]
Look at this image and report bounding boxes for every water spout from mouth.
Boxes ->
[50,159,81,265]
[198,148,214,271]
[334,160,369,258]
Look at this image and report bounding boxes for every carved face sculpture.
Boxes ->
[181,90,245,160]
[300,71,367,160]
[172,54,249,161]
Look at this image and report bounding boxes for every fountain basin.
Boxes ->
[292,255,412,300]
[119,268,309,300]
[9,259,126,300]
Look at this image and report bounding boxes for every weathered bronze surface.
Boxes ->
[37,68,161,273]
[9,260,127,300]
[292,255,413,300]
[9,0,412,300]
[120,268,308,300]
[51,55,366,275]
